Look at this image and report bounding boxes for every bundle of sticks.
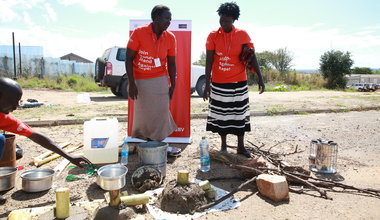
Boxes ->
[30,142,83,167]
[207,140,380,203]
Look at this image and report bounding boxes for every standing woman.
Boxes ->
[125,5,177,141]
[203,2,265,157]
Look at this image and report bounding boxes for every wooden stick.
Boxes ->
[232,164,332,200]
[196,176,257,212]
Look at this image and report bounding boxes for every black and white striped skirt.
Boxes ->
[206,81,251,136]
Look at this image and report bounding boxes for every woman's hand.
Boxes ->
[169,86,175,99]
[258,78,265,94]
[203,84,210,101]
[128,82,138,100]
[67,155,92,168]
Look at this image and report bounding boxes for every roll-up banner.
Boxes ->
[127,20,192,143]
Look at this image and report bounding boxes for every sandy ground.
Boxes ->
[1,89,380,219]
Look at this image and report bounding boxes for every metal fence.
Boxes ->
[0,45,94,78]
[347,74,380,85]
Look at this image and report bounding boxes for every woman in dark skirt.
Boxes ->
[203,2,265,157]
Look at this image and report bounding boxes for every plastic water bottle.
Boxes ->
[199,137,210,172]
[120,138,129,165]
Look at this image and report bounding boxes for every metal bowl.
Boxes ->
[20,168,55,192]
[0,167,17,192]
[97,164,128,191]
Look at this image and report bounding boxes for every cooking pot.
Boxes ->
[96,164,128,191]
[0,167,17,192]
[20,168,54,192]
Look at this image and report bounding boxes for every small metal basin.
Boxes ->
[20,168,54,192]
[97,164,128,191]
[0,167,17,192]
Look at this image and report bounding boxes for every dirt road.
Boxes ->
[1,89,380,219]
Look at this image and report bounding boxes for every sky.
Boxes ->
[0,0,379,69]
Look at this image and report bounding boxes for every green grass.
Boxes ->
[17,75,107,92]
[335,104,347,107]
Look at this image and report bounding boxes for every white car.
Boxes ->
[94,46,127,97]
[191,65,205,97]
[95,46,206,98]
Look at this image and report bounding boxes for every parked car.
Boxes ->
[95,46,127,97]
[349,83,378,92]
[95,46,206,98]
[360,83,377,92]
[191,65,205,97]
[349,83,365,91]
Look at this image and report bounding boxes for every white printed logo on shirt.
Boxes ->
[17,124,25,132]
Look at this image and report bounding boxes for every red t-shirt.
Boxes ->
[0,113,34,137]
[127,23,177,79]
[206,25,254,83]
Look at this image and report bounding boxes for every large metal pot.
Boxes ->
[97,164,128,191]
[20,168,54,192]
[0,167,17,192]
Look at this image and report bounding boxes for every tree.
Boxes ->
[256,51,273,70]
[192,51,206,66]
[270,48,293,76]
[319,50,353,89]
[352,67,373,75]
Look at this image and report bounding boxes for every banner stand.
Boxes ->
[126,137,192,144]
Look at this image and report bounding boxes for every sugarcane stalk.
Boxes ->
[31,142,71,165]
[7,210,32,220]
[177,170,189,185]
[34,145,82,167]
[199,180,212,191]
[120,194,149,206]
[55,187,70,219]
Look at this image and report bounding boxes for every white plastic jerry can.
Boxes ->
[83,118,119,164]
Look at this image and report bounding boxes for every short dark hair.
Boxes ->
[217,2,240,20]
[151,5,170,21]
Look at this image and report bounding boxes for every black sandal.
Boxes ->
[237,148,253,158]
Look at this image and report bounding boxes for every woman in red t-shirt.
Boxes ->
[203,2,265,157]
[125,5,177,141]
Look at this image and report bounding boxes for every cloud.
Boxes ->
[23,12,34,26]
[234,23,380,69]
[0,25,126,63]
[0,1,20,22]
[44,2,57,22]
[58,0,143,16]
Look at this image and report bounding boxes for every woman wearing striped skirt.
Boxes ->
[204,2,265,157]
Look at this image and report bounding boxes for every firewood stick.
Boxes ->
[196,176,257,212]
[34,145,82,167]
[232,164,332,200]
[282,171,332,200]
[31,142,71,165]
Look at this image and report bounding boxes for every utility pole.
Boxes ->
[12,32,16,79]
[18,42,22,76]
